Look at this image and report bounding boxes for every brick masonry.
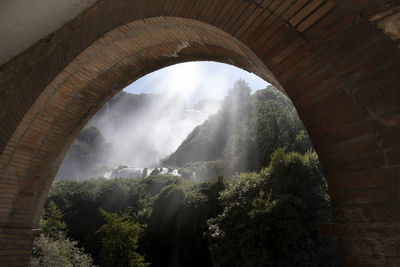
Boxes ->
[0,0,399,266]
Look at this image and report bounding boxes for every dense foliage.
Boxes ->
[207,149,338,266]
[37,81,340,266]
[29,201,95,267]
[41,149,338,266]
[44,175,222,266]
[96,209,149,267]
[30,235,95,267]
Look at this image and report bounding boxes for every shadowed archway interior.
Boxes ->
[0,1,399,266]
[1,16,278,229]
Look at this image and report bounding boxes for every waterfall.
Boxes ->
[104,167,181,179]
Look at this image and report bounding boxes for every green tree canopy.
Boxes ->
[96,209,149,267]
[40,200,67,239]
[207,149,338,267]
[31,201,95,267]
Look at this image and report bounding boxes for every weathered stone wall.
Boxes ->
[0,1,399,266]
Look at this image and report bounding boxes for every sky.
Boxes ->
[124,61,270,106]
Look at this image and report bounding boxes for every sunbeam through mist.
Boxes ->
[56,62,269,180]
[92,91,221,168]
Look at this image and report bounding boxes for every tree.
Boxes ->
[29,235,95,267]
[40,200,67,239]
[30,201,95,267]
[96,209,149,267]
[207,149,339,267]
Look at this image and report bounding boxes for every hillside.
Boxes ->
[162,81,312,178]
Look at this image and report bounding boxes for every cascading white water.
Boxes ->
[104,167,181,179]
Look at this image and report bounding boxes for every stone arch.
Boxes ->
[0,1,399,266]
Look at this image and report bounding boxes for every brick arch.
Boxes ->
[0,1,399,266]
[1,16,277,230]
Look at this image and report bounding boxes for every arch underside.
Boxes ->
[0,1,399,266]
[1,17,278,229]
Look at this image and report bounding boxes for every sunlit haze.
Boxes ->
[124,61,270,106]
[57,61,271,179]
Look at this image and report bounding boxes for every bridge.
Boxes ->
[0,1,399,266]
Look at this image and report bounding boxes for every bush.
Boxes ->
[29,234,95,267]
